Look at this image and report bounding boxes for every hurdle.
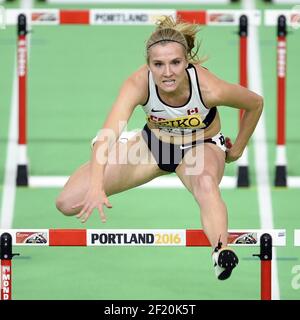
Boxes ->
[265,10,300,187]
[0,228,286,300]
[3,9,261,189]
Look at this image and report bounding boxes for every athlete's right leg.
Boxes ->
[55,131,168,216]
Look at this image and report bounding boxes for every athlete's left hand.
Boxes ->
[224,137,242,163]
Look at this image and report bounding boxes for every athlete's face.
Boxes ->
[148,42,188,93]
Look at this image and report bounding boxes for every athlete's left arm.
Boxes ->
[203,69,264,162]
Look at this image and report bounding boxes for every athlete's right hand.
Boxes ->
[71,188,112,223]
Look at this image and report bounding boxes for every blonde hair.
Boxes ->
[146,16,206,65]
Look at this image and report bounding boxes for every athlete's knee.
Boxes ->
[55,194,75,216]
[192,172,219,199]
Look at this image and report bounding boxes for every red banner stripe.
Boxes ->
[177,11,206,25]
[49,229,87,246]
[186,230,210,246]
[60,10,89,25]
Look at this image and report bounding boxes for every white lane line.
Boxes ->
[243,0,280,300]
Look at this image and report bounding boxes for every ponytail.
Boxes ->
[146,15,206,65]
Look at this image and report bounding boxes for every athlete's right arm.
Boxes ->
[72,66,149,223]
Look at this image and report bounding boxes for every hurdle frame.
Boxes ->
[5,8,262,189]
[0,228,286,300]
[237,14,250,187]
[265,10,300,188]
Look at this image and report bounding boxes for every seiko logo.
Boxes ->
[149,114,205,129]
[91,233,155,244]
[1,266,11,300]
[18,39,26,77]
[277,41,286,78]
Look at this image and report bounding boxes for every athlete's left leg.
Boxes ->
[175,143,228,249]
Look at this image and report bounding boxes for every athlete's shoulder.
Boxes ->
[127,64,149,87]
[192,63,219,83]
[189,64,223,108]
[122,65,149,105]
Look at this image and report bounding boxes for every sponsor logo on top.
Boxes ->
[147,114,205,129]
